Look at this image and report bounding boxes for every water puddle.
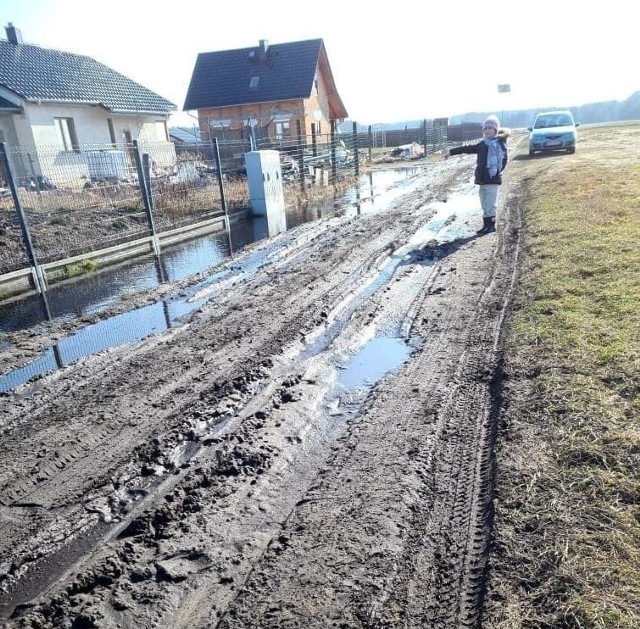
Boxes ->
[0,221,249,334]
[0,168,415,336]
[340,167,425,216]
[0,301,196,392]
[337,336,412,390]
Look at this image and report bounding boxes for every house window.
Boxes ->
[54,117,79,151]
[275,121,290,140]
[249,76,259,89]
[107,118,116,145]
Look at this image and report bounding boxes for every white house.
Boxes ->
[0,23,177,185]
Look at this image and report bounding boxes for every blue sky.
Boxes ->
[1,0,638,126]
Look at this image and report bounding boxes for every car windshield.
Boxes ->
[535,114,573,129]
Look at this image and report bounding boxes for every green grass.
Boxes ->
[62,259,99,278]
[484,127,640,628]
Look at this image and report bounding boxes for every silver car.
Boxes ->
[528,110,579,156]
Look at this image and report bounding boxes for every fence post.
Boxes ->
[143,153,162,256]
[247,121,256,152]
[330,120,337,184]
[352,121,360,179]
[212,137,228,216]
[142,154,153,208]
[422,119,428,157]
[311,123,317,157]
[0,142,49,296]
[212,137,233,256]
[132,141,160,256]
[368,126,373,162]
[296,120,306,195]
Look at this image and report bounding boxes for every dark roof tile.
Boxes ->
[183,39,323,111]
[0,39,175,114]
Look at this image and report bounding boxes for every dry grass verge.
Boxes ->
[484,123,640,628]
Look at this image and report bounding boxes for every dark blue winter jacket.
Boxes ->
[448,130,510,185]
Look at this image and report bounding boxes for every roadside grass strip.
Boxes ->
[489,140,640,627]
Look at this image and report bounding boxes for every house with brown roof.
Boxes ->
[183,38,348,148]
[0,23,176,183]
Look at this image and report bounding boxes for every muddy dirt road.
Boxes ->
[0,135,525,628]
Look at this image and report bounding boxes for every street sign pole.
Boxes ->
[497,84,511,124]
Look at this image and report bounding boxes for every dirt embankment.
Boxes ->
[0,138,526,628]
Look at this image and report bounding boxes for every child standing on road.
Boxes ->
[443,115,510,234]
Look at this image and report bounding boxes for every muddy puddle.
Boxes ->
[337,336,412,389]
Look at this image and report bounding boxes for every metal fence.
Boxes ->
[0,120,450,295]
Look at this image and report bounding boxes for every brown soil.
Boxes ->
[0,136,528,628]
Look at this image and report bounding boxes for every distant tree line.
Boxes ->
[456,90,640,128]
[343,91,640,132]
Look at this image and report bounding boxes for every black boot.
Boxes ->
[477,216,496,234]
[477,216,490,234]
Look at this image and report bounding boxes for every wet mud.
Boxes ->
[0,143,525,627]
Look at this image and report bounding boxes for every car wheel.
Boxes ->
[529,149,535,157]
[567,147,575,154]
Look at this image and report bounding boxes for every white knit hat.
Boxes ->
[483,115,500,131]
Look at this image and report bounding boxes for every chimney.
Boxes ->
[5,22,23,45]
[258,39,268,61]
